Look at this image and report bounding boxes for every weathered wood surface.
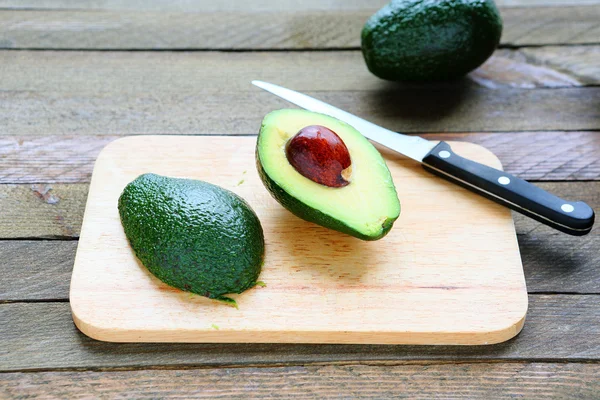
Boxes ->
[2,295,599,371]
[0,6,598,49]
[3,49,597,93]
[1,363,599,399]
[1,49,598,136]
[0,0,598,393]
[4,88,598,135]
[2,0,599,11]
[1,51,599,135]
[0,241,76,301]
[2,132,598,184]
[0,184,87,239]
[0,47,600,136]
[0,45,596,97]
[0,135,117,184]
[514,46,600,87]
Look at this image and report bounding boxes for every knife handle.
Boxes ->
[421,142,595,236]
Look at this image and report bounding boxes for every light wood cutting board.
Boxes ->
[70,136,527,345]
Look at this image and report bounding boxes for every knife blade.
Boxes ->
[252,80,595,236]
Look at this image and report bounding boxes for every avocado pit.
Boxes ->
[285,125,352,188]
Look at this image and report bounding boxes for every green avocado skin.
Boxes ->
[256,152,395,241]
[118,173,264,301]
[361,0,503,81]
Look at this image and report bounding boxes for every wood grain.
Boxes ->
[501,6,600,46]
[0,241,76,301]
[0,6,598,49]
[512,181,600,293]
[2,0,599,12]
[0,184,86,238]
[1,50,598,136]
[2,363,599,399]
[3,49,596,94]
[2,295,599,371]
[0,135,118,184]
[1,84,598,136]
[0,0,390,12]
[516,46,600,86]
[2,132,599,184]
[70,136,525,344]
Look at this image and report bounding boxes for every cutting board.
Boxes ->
[70,135,527,345]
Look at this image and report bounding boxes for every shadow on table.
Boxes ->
[365,77,475,128]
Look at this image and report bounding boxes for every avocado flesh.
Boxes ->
[257,109,400,241]
[118,173,264,305]
[361,0,503,81]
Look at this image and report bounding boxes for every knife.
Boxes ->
[252,80,595,236]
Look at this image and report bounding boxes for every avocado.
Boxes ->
[361,0,503,81]
[256,109,400,241]
[118,173,264,306]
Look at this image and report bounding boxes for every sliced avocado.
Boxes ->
[361,0,503,81]
[118,173,264,306]
[256,109,400,241]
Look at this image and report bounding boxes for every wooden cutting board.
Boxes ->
[70,135,527,345]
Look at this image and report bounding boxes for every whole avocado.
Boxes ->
[361,0,503,81]
[118,173,264,306]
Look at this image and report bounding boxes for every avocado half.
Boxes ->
[118,173,264,306]
[256,109,401,241]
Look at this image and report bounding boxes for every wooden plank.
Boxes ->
[0,184,86,239]
[471,47,599,89]
[0,7,598,50]
[513,182,600,293]
[516,46,600,86]
[4,88,598,134]
[17,6,600,49]
[3,50,595,94]
[0,0,389,12]
[0,87,600,136]
[501,6,600,46]
[3,132,598,184]
[1,363,599,398]
[1,295,599,371]
[0,135,117,184]
[0,241,76,301]
[1,1,598,12]
[0,50,597,135]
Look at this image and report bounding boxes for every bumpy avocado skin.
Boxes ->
[256,151,396,242]
[361,0,503,81]
[118,173,264,302]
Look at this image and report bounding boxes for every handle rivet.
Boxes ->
[498,176,510,185]
[561,204,574,213]
[439,150,451,158]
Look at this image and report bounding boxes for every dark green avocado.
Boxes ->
[118,173,264,306]
[361,0,503,81]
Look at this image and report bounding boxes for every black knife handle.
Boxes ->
[422,142,595,236]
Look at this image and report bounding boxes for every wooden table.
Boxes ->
[1,0,599,398]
